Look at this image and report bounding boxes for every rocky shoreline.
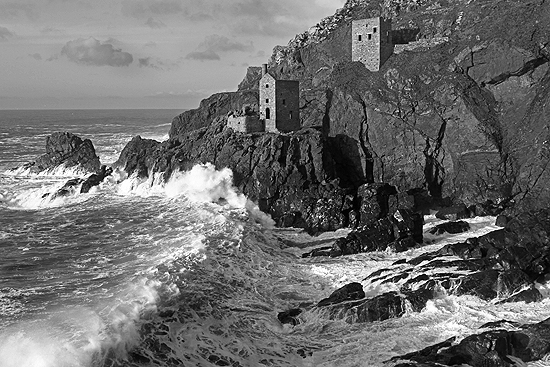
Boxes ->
[15,0,550,365]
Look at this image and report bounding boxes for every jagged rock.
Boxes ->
[23,132,100,173]
[428,220,470,235]
[495,214,509,227]
[277,309,302,326]
[317,282,365,307]
[114,136,161,178]
[435,205,471,221]
[43,165,113,199]
[357,183,397,225]
[116,122,353,233]
[304,208,422,257]
[321,288,432,324]
[392,317,550,366]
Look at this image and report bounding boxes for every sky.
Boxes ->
[0,0,346,109]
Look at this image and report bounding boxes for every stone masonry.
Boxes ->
[352,17,394,71]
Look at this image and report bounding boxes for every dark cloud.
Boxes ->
[29,53,42,60]
[145,17,166,28]
[138,57,162,69]
[185,49,220,61]
[61,38,133,67]
[0,26,14,41]
[122,0,182,17]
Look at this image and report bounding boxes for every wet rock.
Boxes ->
[357,183,397,225]
[317,282,365,307]
[277,308,302,326]
[392,317,550,367]
[114,135,161,179]
[23,132,100,173]
[435,205,471,221]
[44,165,113,199]
[428,220,470,235]
[495,215,509,227]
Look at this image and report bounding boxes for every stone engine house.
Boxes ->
[352,17,394,71]
[259,65,300,133]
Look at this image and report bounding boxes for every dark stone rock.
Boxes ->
[435,205,470,221]
[392,317,550,367]
[428,220,470,235]
[114,135,161,179]
[43,165,113,199]
[495,215,509,227]
[277,308,302,326]
[317,282,365,307]
[22,132,100,173]
[356,183,397,225]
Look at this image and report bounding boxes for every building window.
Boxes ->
[289,111,293,119]
[266,108,271,119]
[373,27,377,33]
[266,98,269,103]
[367,34,372,40]
[282,99,286,105]
[357,34,362,41]
[265,84,269,88]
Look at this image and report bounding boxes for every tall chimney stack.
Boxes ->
[262,63,268,76]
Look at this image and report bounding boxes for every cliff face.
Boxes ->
[168,0,549,213]
[117,120,358,232]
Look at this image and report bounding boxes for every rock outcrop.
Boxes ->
[22,132,101,173]
[166,0,550,216]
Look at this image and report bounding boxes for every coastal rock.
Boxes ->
[435,205,471,221]
[44,165,113,199]
[304,208,422,257]
[392,317,550,366]
[277,308,302,326]
[428,220,470,235]
[116,122,354,232]
[24,132,100,173]
[317,282,365,307]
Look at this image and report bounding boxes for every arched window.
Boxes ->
[266,108,271,120]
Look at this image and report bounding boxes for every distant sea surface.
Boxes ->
[1,109,550,367]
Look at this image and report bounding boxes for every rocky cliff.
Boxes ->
[122,0,549,228]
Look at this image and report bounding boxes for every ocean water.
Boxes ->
[1,109,550,367]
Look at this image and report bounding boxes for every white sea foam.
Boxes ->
[4,164,90,178]
[118,163,275,228]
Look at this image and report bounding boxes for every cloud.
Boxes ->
[185,34,254,61]
[122,0,182,17]
[185,49,220,61]
[29,53,42,60]
[143,41,157,48]
[0,3,38,21]
[61,38,133,67]
[147,90,208,98]
[41,26,64,34]
[198,34,254,53]
[0,26,14,41]
[145,17,166,28]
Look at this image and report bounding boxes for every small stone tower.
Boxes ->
[352,17,394,71]
[259,64,300,133]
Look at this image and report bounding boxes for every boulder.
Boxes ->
[24,132,100,173]
[277,308,302,326]
[392,317,550,366]
[428,220,470,235]
[435,205,471,221]
[317,282,365,307]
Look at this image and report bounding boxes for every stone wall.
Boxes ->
[274,80,300,132]
[259,73,277,132]
[352,17,393,71]
[227,115,264,133]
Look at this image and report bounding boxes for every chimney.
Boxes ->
[262,63,268,76]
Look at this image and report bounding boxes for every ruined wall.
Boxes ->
[227,115,264,133]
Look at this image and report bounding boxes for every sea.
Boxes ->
[1,109,550,367]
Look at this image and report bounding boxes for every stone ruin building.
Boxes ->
[352,17,394,71]
[228,64,300,134]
